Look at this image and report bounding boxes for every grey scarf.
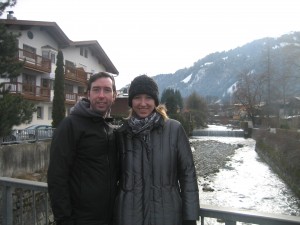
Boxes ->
[128,112,161,158]
[128,112,161,136]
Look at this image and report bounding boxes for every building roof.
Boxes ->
[0,19,119,75]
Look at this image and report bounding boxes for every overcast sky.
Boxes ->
[2,0,300,88]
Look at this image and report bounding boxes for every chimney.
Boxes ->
[7,11,16,20]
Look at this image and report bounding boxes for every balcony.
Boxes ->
[65,66,88,85]
[65,92,86,105]
[18,49,88,84]
[0,177,299,225]
[1,82,87,105]
[1,82,51,102]
[18,49,51,73]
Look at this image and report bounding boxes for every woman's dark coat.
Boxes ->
[114,118,200,225]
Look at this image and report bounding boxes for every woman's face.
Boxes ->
[132,94,155,118]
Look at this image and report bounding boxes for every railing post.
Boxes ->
[2,185,13,225]
[35,129,39,141]
[200,216,204,225]
[45,192,49,225]
[32,190,36,225]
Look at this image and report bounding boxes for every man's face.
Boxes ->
[88,77,116,116]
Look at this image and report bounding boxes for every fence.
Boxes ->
[1,177,300,225]
[1,129,55,145]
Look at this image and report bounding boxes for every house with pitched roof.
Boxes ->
[0,15,119,128]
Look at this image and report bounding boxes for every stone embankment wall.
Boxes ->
[252,128,300,198]
[0,140,51,177]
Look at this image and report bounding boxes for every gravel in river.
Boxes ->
[190,139,242,177]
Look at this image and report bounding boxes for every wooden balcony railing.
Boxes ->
[65,92,86,105]
[16,49,89,84]
[2,83,87,105]
[65,66,88,84]
[18,49,51,73]
[1,82,51,102]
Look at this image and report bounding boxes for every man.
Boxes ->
[47,72,118,225]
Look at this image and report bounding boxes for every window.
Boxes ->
[65,83,73,93]
[23,44,36,59]
[42,79,50,88]
[23,74,36,85]
[50,53,56,64]
[10,77,17,83]
[65,60,76,68]
[42,50,56,64]
[23,74,36,93]
[80,47,88,58]
[27,31,34,39]
[42,51,48,59]
[37,106,43,119]
[78,86,85,95]
[48,107,52,120]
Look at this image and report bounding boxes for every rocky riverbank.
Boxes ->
[191,139,242,177]
[190,139,243,192]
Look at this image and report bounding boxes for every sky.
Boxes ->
[1,0,300,88]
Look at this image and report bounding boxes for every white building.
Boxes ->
[0,17,119,129]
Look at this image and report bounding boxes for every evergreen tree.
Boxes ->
[0,24,23,80]
[0,0,17,15]
[161,88,173,104]
[161,88,183,114]
[0,18,36,138]
[175,89,183,110]
[160,88,192,134]
[186,91,208,128]
[0,94,36,137]
[165,95,177,114]
[52,50,65,128]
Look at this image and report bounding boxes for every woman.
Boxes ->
[114,75,200,225]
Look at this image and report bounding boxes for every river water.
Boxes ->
[190,125,300,224]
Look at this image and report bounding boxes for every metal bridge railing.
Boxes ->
[0,177,300,225]
[0,177,53,225]
[1,128,55,145]
[199,204,300,225]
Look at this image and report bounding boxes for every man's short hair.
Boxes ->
[87,72,117,93]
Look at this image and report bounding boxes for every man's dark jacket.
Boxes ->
[47,99,118,225]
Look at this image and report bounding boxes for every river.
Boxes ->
[190,125,300,224]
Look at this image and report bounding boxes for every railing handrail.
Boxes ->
[0,128,55,145]
[200,204,300,225]
[1,177,300,225]
[0,176,47,191]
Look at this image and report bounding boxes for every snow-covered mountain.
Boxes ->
[151,31,300,103]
